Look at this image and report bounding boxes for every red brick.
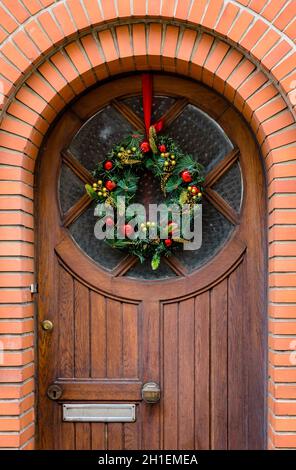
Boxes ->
[82,0,103,24]
[274,1,296,30]
[1,0,29,23]
[100,0,117,20]
[262,41,292,71]
[13,31,40,63]
[68,0,89,30]
[228,11,254,43]
[202,0,224,30]
[38,11,64,44]
[188,0,208,24]
[216,3,240,36]
[240,20,268,50]
[262,0,287,21]
[0,6,18,33]
[53,3,76,37]
[21,0,41,14]
[175,0,191,20]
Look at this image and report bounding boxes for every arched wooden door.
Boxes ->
[37,75,266,450]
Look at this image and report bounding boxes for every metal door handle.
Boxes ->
[142,382,161,403]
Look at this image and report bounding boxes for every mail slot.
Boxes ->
[62,403,136,423]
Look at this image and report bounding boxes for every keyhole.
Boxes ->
[52,390,57,399]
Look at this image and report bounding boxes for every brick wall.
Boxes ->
[0,0,295,449]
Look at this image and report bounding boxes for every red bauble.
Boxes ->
[181,170,193,183]
[140,141,150,153]
[164,239,173,247]
[159,144,167,153]
[123,224,134,237]
[105,217,114,227]
[168,222,178,234]
[105,180,117,191]
[104,160,113,171]
[190,186,200,194]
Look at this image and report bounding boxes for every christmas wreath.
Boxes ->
[85,76,205,270]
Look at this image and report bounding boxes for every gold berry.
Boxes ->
[120,147,125,151]
[98,192,102,196]
[127,149,131,154]
[140,223,146,228]
[191,188,197,194]
[118,152,122,157]
[198,192,202,198]
[171,161,176,166]
[93,183,97,188]
[170,155,175,160]
[165,153,170,158]
[164,161,169,167]
[132,147,137,152]
[146,221,151,227]
[161,153,165,158]
[188,186,192,192]
[98,180,103,185]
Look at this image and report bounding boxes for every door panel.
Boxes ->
[37,75,266,449]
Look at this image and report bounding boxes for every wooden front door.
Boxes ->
[37,75,266,450]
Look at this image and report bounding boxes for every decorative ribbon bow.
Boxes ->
[142,74,163,153]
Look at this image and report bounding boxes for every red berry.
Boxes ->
[123,224,134,237]
[164,239,173,247]
[105,180,117,191]
[159,144,167,153]
[181,170,193,183]
[140,141,150,153]
[104,160,113,171]
[190,186,200,194]
[105,217,114,227]
[168,222,178,234]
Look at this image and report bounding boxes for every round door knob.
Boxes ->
[142,382,161,404]
[41,319,54,331]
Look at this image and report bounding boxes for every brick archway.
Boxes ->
[0,1,295,450]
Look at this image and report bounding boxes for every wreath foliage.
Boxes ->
[85,129,205,270]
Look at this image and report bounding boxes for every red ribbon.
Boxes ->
[142,74,163,138]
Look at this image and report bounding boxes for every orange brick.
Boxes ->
[0,5,18,33]
[98,29,118,63]
[269,258,296,272]
[1,0,30,23]
[270,272,296,288]
[0,304,34,319]
[270,320,296,334]
[25,20,53,53]
[82,0,103,24]
[50,50,85,96]
[274,2,296,30]
[188,0,208,24]
[175,0,191,20]
[249,0,269,13]
[269,163,296,179]
[262,0,287,21]
[13,31,40,63]
[147,23,162,67]
[263,41,292,71]
[177,29,197,62]
[272,52,296,81]
[53,3,76,37]
[240,20,268,50]
[252,29,281,59]
[216,3,240,36]
[132,24,147,69]
[0,319,34,335]
[147,0,161,17]
[255,97,287,123]
[163,26,179,59]
[21,0,41,14]
[0,56,21,83]
[260,111,294,138]
[68,0,89,30]
[65,42,91,76]
[116,25,133,59]
[38,11,64,44]
[191,33,214,80]
[100,0,117,20]
[228,11,254,43]
[2,42,31,74]
[202,0,224,29]
[81,36,107,81]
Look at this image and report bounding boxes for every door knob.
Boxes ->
[41,319,54,331]
[142,382,161,403]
